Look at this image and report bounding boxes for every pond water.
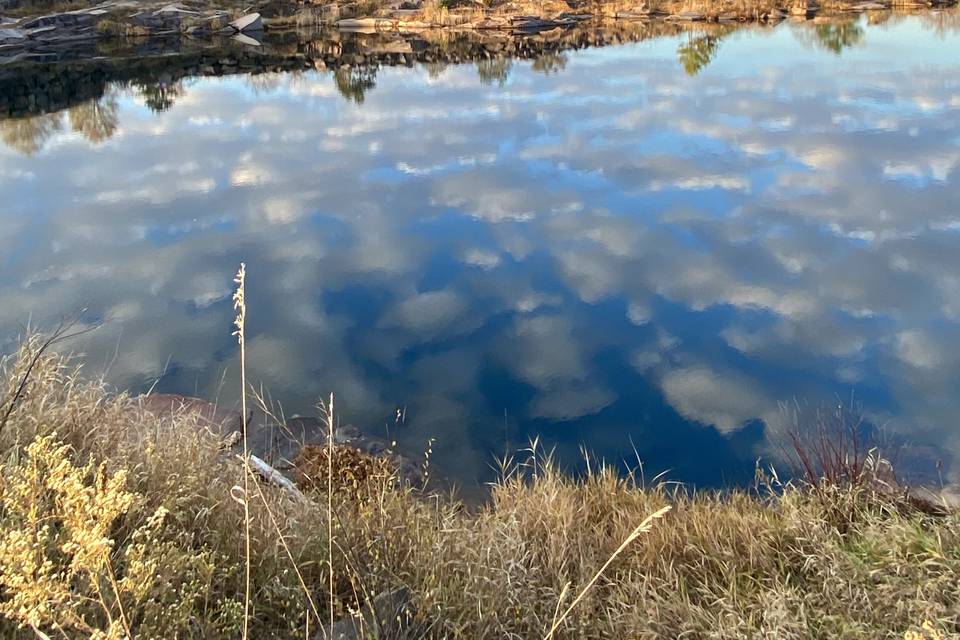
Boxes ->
[2,15,959,487]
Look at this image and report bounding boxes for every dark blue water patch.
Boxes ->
[511,351,764,488]
[322,285,394,331]
[417,253,471,293]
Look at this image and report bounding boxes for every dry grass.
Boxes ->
[0,334,958,639]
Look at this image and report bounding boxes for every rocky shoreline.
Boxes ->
[2,9,956,120]
[0,0,956,64]
[0,21,732,116]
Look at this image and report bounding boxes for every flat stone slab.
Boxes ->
[229,12,263,32]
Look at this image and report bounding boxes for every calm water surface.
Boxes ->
[2,16,959,486]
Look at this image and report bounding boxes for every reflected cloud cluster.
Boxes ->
[1,16,959,485]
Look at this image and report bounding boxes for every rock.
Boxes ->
[334,17,397,29]
[767,8,786,19]
[24,25,58,38]
[852,1,887,8]
[229,12,262,33]
[129,11,162,28]
[387,8,420,19]
[513,17,569,30]
[20,12,89,29]
[667,10,705,20]
[156,3,197,14]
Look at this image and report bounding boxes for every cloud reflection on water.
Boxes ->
[1,15,959,485]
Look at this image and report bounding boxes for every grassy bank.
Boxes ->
[0,334,958,639]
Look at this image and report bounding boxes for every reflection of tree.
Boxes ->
[333,66,378,105]
[531,52,567,76]
[246,72,284,95]
[476,57,512,87]
[423,61,449,80]
[136,81,185,113]
[68,95,119,144]
[813,22,864,54]
[916,10,960,36]
[0,113,63,155]
[677,34,722,76]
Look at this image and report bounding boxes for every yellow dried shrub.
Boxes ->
[0,433,238,639]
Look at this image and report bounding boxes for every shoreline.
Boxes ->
[0,0,956,63]
[1,10,956,117]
